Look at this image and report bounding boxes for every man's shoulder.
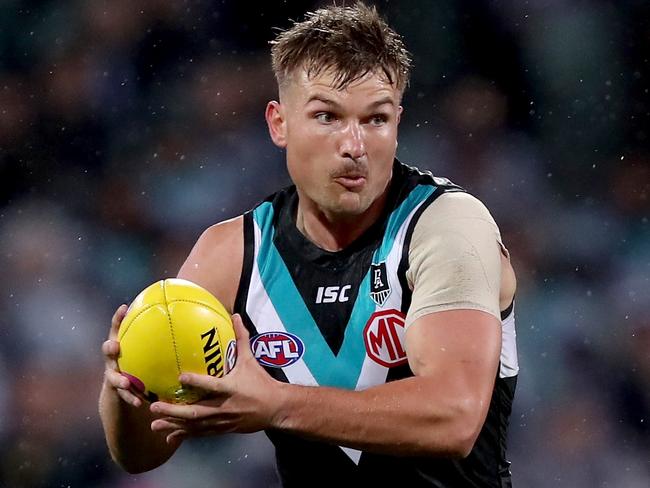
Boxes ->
[200,215,245,244]
[408,191,502,254]
[194,216,247,270]
[178,216,245,312]
[425,191,495,221]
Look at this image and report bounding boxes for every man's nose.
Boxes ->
[339,122,366,160]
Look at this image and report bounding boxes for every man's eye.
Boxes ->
[370,114,388,126]
[315,112,335,123]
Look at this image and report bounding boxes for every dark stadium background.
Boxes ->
[1,1,648,486]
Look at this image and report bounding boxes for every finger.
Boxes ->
[232,314,253,358]
[116,387,143,408]
[166,430,187,447]
[177,372,221,392]
[104,369,131,390]
[154,419,227,439]
[109,304,129,340]
[232,313,249,341]
[102,339,120,359]
[152,417,213,432]
[150,401,197,419]
[150,401,217,420]
[151,418,187,433]
[104,370,144,407]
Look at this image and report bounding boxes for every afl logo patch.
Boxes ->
[363,309,407,367]
[250,332,305,368]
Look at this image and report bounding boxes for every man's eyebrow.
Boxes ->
[367,96,397,109]
[305,95,396,110]
[306,94,342,108]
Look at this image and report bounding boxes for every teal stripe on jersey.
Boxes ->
[254,202,364,388]
[252,185,436,389]
[373,184,436,263]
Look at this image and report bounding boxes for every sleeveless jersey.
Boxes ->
[234,160,518,487]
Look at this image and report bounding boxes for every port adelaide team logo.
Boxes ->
[370,261,391,306]
[250,331,305,368]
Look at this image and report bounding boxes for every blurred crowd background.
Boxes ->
[1,0,649,486]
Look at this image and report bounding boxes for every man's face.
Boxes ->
[267,69,402,219]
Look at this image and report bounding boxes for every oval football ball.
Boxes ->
[117,278,236,404]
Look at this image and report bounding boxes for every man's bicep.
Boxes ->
[405,309,501,391]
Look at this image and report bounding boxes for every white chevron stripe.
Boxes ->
[248,219,317,386]
[500,306,518,379]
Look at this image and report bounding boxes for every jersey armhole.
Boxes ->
[233,211,255,317]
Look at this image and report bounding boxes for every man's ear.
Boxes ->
[397,105,403,124]
[265,101,287,148]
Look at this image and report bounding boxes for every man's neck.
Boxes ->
[295,194,388,252]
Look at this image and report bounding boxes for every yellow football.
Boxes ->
[117,278,236,404]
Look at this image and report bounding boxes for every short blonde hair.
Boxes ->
[270,2,411,93]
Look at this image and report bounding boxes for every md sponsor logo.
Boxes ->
[250,331,305,368]
[363,309,407,367]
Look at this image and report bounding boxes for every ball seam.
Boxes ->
[118,303,157,342]
[163,282,183,377]
[167,299,230,322]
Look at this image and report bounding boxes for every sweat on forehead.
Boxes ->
[270,2,411,94]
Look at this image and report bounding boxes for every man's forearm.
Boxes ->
[271,374,489,458]
[99,381,177,473]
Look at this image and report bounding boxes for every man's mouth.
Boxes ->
[333,174,367,189]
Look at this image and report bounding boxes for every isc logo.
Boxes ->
[250,331,305,368]
[316,285,351,304]
[363,310,408,367]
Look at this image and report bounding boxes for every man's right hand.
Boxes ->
[100,304,181,473]
[102,304,143,408]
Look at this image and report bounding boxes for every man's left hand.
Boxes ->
[149,314,284,444]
